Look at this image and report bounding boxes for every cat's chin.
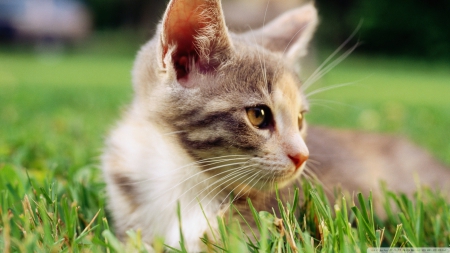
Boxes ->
[264,168,305,190]
[226,170,303,195]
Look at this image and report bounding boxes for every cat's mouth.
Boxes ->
[224,164,305,193]
[198,155,305,194]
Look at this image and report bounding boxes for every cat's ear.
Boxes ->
[159,0,233,87]
[245,3,318,63]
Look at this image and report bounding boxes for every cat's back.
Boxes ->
[306,126,450,198]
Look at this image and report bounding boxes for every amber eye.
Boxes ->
[247,106,272,129]
[298,112,305,130]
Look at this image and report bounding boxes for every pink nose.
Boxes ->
[288,153,308,171]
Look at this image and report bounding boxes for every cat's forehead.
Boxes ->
[273,73,303,110]
[216,41,304,108]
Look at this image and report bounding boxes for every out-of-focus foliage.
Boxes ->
[83,0,168,30]
[81,0,450,59]
[316,0,450,59]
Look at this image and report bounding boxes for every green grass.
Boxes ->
[306,56,450,165]
[0,48,449,252]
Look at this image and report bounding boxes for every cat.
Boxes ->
[222,0,306,31]
[101,0,450,251]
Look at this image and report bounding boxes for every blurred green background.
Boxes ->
[80,0,450,59]
[0,1,449,251]
[0,0,449,181]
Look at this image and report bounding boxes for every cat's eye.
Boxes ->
[247,106,272,129]
[298,111,306,130]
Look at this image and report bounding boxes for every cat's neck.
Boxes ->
[106,110,227,249]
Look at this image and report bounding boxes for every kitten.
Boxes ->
[102,0,450,251]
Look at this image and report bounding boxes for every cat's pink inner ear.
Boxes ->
[162,0,207,81]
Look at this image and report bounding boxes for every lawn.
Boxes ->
[0,48,449,252]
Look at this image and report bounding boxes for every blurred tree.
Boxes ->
[81,0,450,59]
[83,0,168,31]
[315,0,450,59]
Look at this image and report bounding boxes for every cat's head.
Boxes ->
[133,0,318,191]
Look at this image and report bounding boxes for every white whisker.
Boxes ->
[261,0,270,87]
[238,169,272,197]
[154,160,252,201]
[303,165,333,196]
[308,102,342,112]
[306,81,357,98]
[280,23,308,60]
[236,170,265,200]
[183,163,256,205]
[262,0,270,29]
[303,42,359,90]
[185,166,257,213]
[161,165,250,213]
[302,22,362,91]
[308,98,356,109]
[215,170,262,212]
[259,169,274,191]
[306,73,372,98]
[162,130,187,136]
[306,158,321,166]
[116,155,251,186]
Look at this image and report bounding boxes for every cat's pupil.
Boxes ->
[247,107,272,129]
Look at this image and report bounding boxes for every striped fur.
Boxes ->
[102,1,450,252]
[102,0,316,251]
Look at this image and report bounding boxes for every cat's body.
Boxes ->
[307,126,450,202]
[102,0,450,251]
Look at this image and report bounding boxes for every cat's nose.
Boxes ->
[284,132,309,171]
[288,153,308,171]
